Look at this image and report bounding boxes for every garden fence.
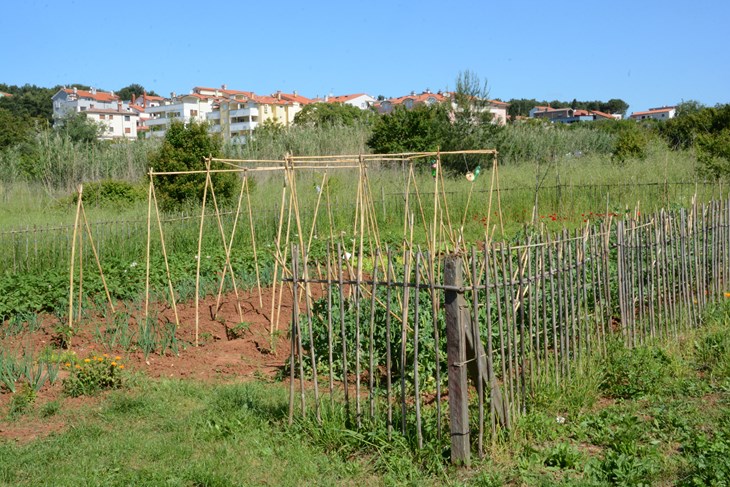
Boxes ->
[285,197,730,463]
[1,179,724,275]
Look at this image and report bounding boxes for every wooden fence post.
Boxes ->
[444,255,470,467]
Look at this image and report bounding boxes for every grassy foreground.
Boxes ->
[3,304,730,486]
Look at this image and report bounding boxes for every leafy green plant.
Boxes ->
[7,383,36,417]
[62,354,126,397]
[601,340,672,399]
[226,321,252,340]
[543,442,583,470]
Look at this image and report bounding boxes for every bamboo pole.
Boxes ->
[194,161,211,347]
[80,203,115,314]
[149,183,181,329]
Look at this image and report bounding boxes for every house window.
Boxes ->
[109,126,114,132]
[99,114,106,120]
[190,109,198,117]
[124,115,130,121]
[108,115,114,120]
[125,127,131,134]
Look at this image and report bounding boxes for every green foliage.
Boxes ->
[293,102,375,128]
[679,410,730,486]
[54,112,103,144]
[62,354,126,397]
[542,442,583,469]
[507,97,629,118]
[613,126,648,162]
[0,83,57,123]
[0,108,33,149]
[367,103,447,154]
[601,340,672,399]
[148,120,239,209]
[72,179,145,208]
[658,103,730,179]
[115,83,158,101]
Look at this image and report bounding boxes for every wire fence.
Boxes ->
[286,197,730,461]
[1,179,725,276]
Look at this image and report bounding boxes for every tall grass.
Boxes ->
[0,132,159,193]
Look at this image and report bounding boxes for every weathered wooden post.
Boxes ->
[444,255,471,467]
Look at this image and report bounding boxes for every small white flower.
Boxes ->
[206,255,210,259]
[130,261,138,268]
[194,255,199,260]
[556,416,566,424]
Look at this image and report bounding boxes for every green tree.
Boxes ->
[0,84,57,123]
[148,120,239,208]
[116,84,159,101]
[367,103,447,154]
[293,102,374,128]
[0,108,33,149]
[602,99,630,116]
[54,112,103,143]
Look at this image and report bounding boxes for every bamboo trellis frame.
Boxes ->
[138,149,500,347]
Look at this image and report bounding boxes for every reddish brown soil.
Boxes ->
[0,286,306,443]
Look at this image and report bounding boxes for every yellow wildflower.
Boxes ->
[84,358,91,363]
[65,362,71,367]
[103,353,109,358]
[115,356,121,360]
[111,362,117,366]
[725,292,730,298]
[119,365,125,370]
[75,365,81,369]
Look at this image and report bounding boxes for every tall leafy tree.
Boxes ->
[148,120,239,208]
[116,84,159,101]
[54,112,103,143]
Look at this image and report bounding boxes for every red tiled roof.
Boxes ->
[590,110,614,119]
[129,104,145,112]
[488,99,510,107]
[327,93,368,103]
[255,95,290,106]
[389,92,448,106]
[0,92,12,97]
[272,92,314,105]
[84,108,138,115]
[62,88,119,103]
[630,107,675,117]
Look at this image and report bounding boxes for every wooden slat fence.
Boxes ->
[285,197,730,460]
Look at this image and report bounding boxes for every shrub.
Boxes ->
[73,179,145,208]
[613,128,648,162]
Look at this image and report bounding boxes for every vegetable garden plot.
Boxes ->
[285,197,730,463]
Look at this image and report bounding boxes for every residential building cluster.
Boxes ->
[48,84,674,141]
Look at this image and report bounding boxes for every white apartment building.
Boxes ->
[84,108,140,139]
[144,93,214,137]
[52,87,126,120]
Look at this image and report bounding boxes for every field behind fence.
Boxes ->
[286,196,730,463]
[1,178,725,276]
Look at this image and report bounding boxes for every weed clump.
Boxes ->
[601,340,672,399]
[62,354,126,397]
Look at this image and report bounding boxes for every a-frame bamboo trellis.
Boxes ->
[68,149,501,347]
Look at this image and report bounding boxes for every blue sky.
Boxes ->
[1,0,727,113]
